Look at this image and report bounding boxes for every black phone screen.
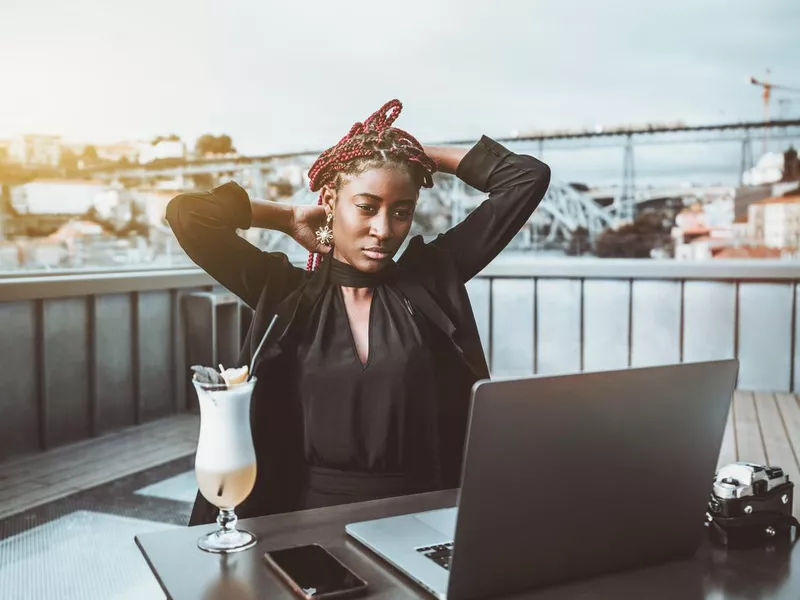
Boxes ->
[265,544,366,597]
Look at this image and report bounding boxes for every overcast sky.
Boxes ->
[1,0,798,156]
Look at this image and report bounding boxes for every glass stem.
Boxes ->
[217,508,238,535]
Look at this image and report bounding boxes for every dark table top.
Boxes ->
[135,490,800,600]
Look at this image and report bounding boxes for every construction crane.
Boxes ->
[749,70,800,153]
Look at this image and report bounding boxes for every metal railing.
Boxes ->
[1,257,798,462]
[468,258,799,394]
[0,268,216,461]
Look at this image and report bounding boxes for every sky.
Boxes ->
[1,0,799,183]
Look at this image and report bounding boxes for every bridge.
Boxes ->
[85,119,800,243]
[263,175,617,250]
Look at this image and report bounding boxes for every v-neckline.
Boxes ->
[337,286,377,370]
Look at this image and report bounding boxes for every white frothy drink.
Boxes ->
[194,380,257,509]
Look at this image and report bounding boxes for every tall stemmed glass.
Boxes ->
[193,377,258,553]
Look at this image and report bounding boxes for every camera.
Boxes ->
[706,462,798,547]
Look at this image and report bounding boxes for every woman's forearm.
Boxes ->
[427,136,550,282]
[250,198,294,233]
[423,145,469,176]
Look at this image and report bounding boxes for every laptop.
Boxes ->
[345,359,739,599]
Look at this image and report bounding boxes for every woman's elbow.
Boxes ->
[537,162,552,195]
[521,156,551,197]
[165,193,193,231]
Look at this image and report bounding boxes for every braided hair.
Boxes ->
[305,99,438,271]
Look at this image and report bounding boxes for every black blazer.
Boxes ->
[166,135,551,525]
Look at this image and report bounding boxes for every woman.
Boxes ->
[167,99,551,525]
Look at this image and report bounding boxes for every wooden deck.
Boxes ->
[0,414,199,521]
[1,391,799,522]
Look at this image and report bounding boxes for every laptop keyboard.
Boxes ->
[416,542,454,570]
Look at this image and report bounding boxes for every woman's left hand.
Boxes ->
[290,204,333,255]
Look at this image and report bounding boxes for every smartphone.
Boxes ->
[264,543,368,599]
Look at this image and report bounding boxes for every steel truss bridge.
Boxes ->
[90,119,800,244]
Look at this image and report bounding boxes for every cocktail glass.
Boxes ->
[193,377,258,553]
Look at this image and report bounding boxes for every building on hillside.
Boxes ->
[6,180,118,237]
[672,202,757,260]
[0,139,10,162]
[94,141,142,164]
[7,135,62,167]
[748,195,800,249]
[714,245,786,259]
[10,180,107,216]
[138,140,186,164]
[130,188,177,228]
[733,184,772,222]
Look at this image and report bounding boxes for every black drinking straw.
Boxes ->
[248,314,279,378]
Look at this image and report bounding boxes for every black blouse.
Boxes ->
[169,135,552,523]
[294,258,440,481]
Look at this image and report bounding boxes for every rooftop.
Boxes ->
[755,195,800,205]
[19,178,109,186]
[712,245,785,259]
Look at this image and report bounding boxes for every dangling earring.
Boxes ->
[315,210,334,246]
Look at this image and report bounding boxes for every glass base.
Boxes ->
[197,528,257,553]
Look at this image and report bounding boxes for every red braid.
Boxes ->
[305,99,438,271]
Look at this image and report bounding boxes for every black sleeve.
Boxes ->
[165,181,303,309]
[428,136,551,282]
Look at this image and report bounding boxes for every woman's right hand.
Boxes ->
[290,205,332,255]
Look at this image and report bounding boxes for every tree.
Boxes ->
[783,145,799,182]
[81,145,99,164]
[272,180,293,197]
[217,135,234,154]
[60,148,79,172]
[151,134,181,145]
[191,173,214,189]
[566,226,590,256]
[194,134,214,155]
[594,212,674,258]
[195,134,236,156]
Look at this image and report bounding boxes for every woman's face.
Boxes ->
[325,166,419,272]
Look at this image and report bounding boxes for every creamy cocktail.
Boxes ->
[192,367,258,553]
